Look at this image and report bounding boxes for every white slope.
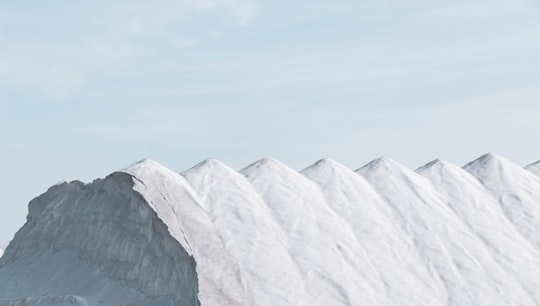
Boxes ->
[123,159,248,306]
[0,248,3,258]
[418,159,540,301]
[301,159,442,306]
[525,160,540,177]
[357,157,534,305]
[241,158,380,305]
[182,159,313,305]
[0,170,200,306]
[2,154,540,305]
[464,153,540,251]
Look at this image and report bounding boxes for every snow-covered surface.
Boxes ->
[463,153,540,251]
[2,154,540,305]
[526,160,540,177]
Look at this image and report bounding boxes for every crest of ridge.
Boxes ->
[526,160,540,177]
[301,158,379,191]
[463,153,507,170]
[355,156,417,180]
[240,157,296,178]
[119,158,205,256]
[416,159,466,177]
[416,158,486,194]
[183,158,236,177]
[301,158,349,174]
[462,152,539,184]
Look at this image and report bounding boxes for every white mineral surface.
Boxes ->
[1,153,540,305]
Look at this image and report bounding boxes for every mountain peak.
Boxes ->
[182,158,244,186]
[301,158,349,175]
[131,158,158,166]
[240,157,288,176]
[465,152,505,165]
[120,159,187,184]
[416,158,452,173]
[462,152,511,172]
[526,160,540,167]
[462,153,540,188]
[184,158,228,174]
[526,160,540,177]
[355,156,405,174]
[123,158,163,172]
[254,157,282,166]
[416,158,473,186]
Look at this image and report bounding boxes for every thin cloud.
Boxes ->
[0,0,259,97]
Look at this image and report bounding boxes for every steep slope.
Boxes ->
[0,169,200,306]
[122,159,248,305]
[464,153,540,251]
[241,158,377,305]
[182,159,313,305]
[525,160,540,177]
[357,157,535,305]
[2,155,540,306]
[418,159,540,301]
[301,159,442,305]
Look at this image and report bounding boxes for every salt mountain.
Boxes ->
[1,153,540,305]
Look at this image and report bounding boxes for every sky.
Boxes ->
[1,0,539,245]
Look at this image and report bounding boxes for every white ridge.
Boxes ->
[525,160,540,177]
[1,153,540,305]
[464,153,540,251]
[357,157,533,305]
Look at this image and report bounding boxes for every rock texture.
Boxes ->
[1,154,540,305]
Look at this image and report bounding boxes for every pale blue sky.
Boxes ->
[1,0,539,244]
